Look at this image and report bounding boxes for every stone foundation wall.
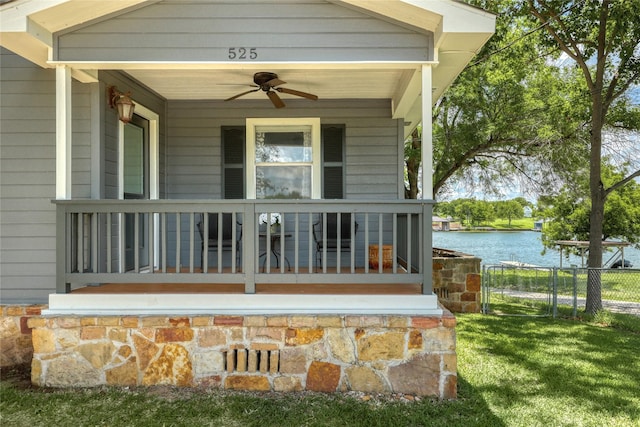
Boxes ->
[433,248,481,313]
[27,311,457,398]
[0,305,46,367]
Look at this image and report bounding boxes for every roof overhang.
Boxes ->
[1,0,495,137]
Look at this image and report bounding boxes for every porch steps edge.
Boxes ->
[44,293,442,316]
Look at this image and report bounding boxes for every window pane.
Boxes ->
[124,123,145,195]
[256,166,311,199]
[255,128,312,163]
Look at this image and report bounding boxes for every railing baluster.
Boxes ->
[336,212,341,273]
[364,213,369,273]
[77,213,83,273]
[294,213,299,274]
[149,212,154,274]
[350,212,355,274]
[308,212,313,273]
[189,212,195,273]
[217,212,223,273]
[134,213,140,272]
[91,213,98,273]
[161,213,167,273]
[378,213,383,273]
[231,212,237,273]
[407,213,412,274]
[202,212,208,274]
[107,213,112,273]
[392,213,397,274]
[175,213,181,273]
[322,212,328,274]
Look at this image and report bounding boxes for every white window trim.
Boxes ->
[246,118,321,199]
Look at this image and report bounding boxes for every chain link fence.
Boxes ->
[482,265,640,317]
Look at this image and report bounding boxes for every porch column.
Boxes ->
[421,64,433,295]
[56,65,72,199]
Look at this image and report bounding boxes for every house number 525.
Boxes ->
[228,48,258,60]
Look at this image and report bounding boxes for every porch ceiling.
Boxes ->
[124,67,414,102]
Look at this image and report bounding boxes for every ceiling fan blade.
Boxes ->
[265,78,286,87]
[225,88,260,101]
[276,87,318,100]
[267,90,285,108]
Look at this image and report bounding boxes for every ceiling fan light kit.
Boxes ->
[225,72,318,108]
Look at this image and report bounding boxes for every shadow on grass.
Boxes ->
[457,314,640,423]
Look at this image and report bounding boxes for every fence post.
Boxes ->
[552,268,558,318]
[481,264,488,314]
[572,268,578,317]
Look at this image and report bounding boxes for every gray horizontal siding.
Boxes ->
[0,48,57,303]
[56,1,432,62]
[167,98,401,200]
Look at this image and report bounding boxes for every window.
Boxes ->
[321,125,345,199]
[222,127,245,199]
[246,118,321,199]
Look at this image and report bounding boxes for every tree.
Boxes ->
[427,0,589,200]
[526,0,640,314]
[404,127,421,199]
[541,164,640,259]
[495,200,525,226]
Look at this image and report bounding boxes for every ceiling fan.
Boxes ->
[224,72,318,108]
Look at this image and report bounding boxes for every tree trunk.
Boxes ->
[405,129,421,199]
[586,93,605,314]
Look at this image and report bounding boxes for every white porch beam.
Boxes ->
[56,65,72,199]
[392,68,421,120]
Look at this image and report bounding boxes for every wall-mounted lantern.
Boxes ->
[107,86,135,123]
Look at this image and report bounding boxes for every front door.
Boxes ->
[124,114,150,271]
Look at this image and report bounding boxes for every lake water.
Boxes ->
[432,230,640,268]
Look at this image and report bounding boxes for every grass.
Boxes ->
[2,312,639,427]
[486,218,536,230]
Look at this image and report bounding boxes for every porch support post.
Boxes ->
[56,65,72,199]
[421,64,433,200]
[421,64,433,295]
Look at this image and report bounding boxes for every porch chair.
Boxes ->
[197,213,242,270]
[312,213,358,270]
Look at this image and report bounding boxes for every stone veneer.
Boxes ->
[25,310,457,398]
[0,305,46,367]
[433,248,482,313]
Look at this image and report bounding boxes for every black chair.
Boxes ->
[312,213,358,270]
[197,213,242,270]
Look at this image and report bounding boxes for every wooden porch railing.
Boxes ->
[54,200,434,294]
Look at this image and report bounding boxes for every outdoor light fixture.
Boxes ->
[107,86,135,123]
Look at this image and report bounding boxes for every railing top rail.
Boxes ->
[53,199,434,213]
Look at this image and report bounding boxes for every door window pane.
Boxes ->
[124,123,145,196]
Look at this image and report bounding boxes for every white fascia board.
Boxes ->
[0,0,69,32]
[45,61,426,70]
[403,0,496,35]
[0,32,51,68]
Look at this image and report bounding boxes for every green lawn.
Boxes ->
[486,218,536,230]
[2,312,639,427]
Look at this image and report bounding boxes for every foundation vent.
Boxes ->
[223,347,280,374]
